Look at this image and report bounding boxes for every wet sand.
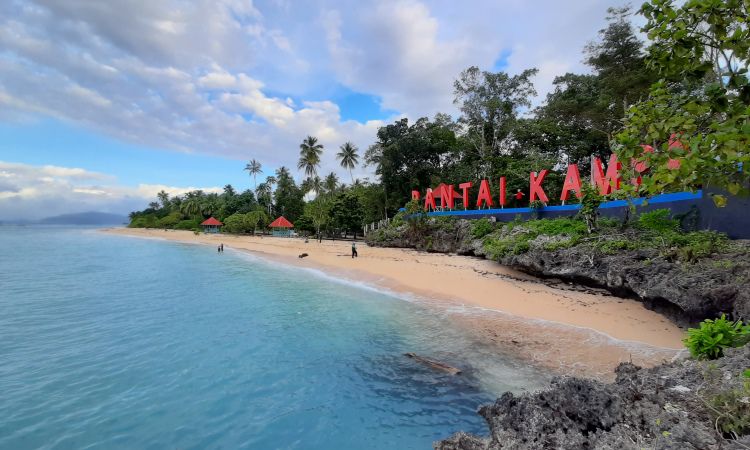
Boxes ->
[103,228,687,380]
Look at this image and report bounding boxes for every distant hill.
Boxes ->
[38,212,128,225]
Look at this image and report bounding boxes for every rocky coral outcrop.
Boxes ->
[366,218,750,323]
[498,240,750,324]
[436,345,750,449]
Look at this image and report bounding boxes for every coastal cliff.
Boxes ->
[436,344,750,449]
[365,214,750,324]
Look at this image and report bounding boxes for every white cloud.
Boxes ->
[0,161,221,221]
[0,0,626,190]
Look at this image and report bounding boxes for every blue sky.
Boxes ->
[0,0,623,220]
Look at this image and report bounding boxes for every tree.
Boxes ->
[453,66,538,173]
[324,172,339,197]
[337,142,359,183]
[535,6,655,170]
[244,159,262,190]
[275,166,291,181]
[223,184,236,197]
[330,191,364,238]
[298,136,323,177]
[273,168,305,221]
[366,117,458,212]
[585,6,655,117]
[615,0,750,205]
[157,190,170,208]
[180,198,201,217]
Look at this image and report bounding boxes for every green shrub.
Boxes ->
[597,239,638,255]
[471,218,495,239]
[684,315,750,359]
[672,231,728,262]
[709,372,750,438]
[529,200,545,210]
[156,212,182,229]
[638,209,679,233]
[174,219,201,230]
[128,213,158,228]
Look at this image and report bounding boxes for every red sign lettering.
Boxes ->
[459,182,472,210]
[529,170,549,203]
[424,188,436,210]
[499,177,506,206]
[560,164,582,201]
[476,179,493,208]
[592,154,621,195]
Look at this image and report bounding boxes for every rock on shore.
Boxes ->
[436,345,750,450]
[366,218,750,324]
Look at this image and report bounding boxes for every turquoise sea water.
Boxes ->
[0,226,547,449]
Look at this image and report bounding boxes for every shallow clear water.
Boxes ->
[0,226,547,449]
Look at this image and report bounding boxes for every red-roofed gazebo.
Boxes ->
[200,217,223,233]
[269,216,294,237]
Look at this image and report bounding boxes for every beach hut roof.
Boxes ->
[269,216,294,228]
[201,217,223,226]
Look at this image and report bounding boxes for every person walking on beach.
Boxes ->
[351,242,358,258]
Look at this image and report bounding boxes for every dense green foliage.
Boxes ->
[470,218,495,239]
[129,2,748,236]
[482,217,593,259]
[684,315,750,359]
[480,209,727,263]
[616,0,750,205]
[710,375,750,438]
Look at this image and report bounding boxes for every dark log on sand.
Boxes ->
[404,352,462,375]
[298,253,309,258]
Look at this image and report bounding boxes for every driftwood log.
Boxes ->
[298,253,309,258]
[404,352,462,375]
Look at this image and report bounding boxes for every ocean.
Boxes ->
[0,226,547,449]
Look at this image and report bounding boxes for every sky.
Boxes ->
[0,0,625,221]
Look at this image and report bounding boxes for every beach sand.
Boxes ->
[103,228,686,380]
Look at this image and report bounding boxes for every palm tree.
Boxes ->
[244,159,262,190]
[337,142,359,183]
[324,172,339,197]
[157,190,170,208]
[180,198,201,217]
[311,175,323,196]
[301,177,314,196]
[297,136,323,177]
[275,166,291,182]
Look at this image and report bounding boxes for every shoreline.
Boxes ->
[102,227,686,380]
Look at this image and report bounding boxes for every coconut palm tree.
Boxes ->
[157,190,170,209]
[311,175,323,196]
[337,142,359,183]
[180,198,201,217]
[297,136,323,177]
[301,177,314,196]
[244,159,262,190]
[275,166,291,182]
[324,172,339,197]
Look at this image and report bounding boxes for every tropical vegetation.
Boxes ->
[128,1,748,238]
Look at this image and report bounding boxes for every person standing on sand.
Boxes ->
[352,242,358,258]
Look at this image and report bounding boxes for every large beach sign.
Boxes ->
[411,154,644,211]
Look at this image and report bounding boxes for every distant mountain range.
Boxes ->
[38,211,128,225]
